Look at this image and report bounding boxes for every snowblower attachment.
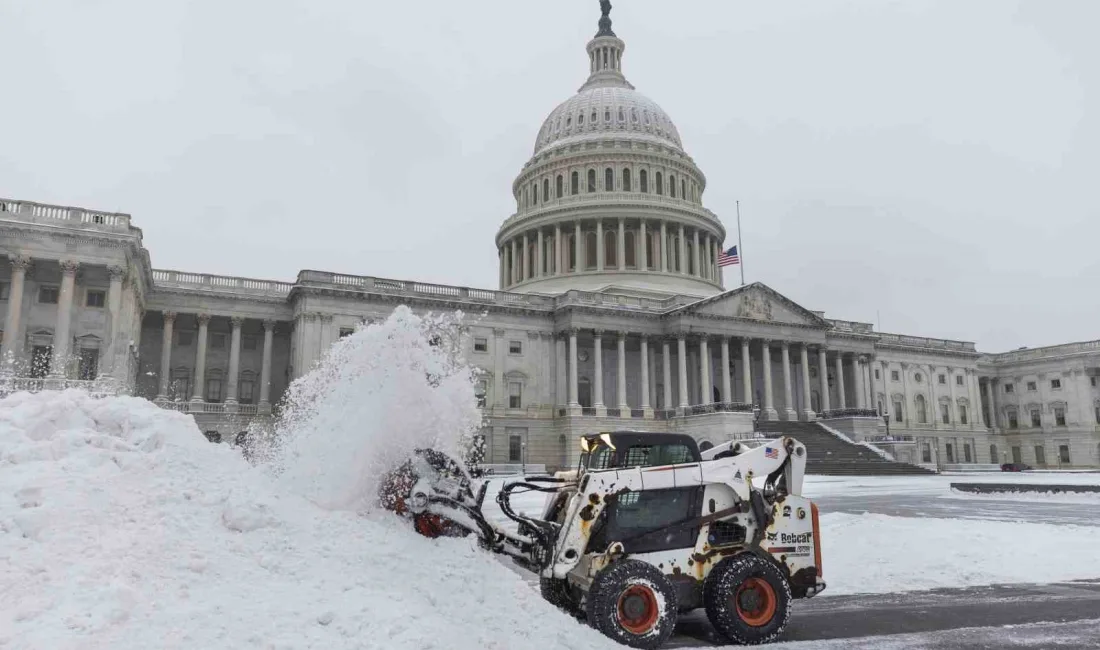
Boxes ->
[380,433,826,649]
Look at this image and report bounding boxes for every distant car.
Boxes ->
[1000,462,1031,472]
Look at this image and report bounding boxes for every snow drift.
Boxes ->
[0,308,616,650]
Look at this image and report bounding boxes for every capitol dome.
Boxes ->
[495,3,727,299]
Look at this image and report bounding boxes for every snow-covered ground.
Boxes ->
[3,308,1099,647]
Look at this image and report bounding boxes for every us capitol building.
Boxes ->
[2,4,1097,471]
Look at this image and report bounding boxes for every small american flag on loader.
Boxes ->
[765,447,778,459]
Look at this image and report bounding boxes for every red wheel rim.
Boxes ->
[616,584,660,635]
[733,577,777,627]
[414,513,448,538]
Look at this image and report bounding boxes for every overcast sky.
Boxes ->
[1,0,1095,353]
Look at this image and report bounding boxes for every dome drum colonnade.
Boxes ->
[495,7,725,296]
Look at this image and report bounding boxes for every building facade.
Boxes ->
[2,5,1097,469]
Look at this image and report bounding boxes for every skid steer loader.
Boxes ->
[380,431,825,648]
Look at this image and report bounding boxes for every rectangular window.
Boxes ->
[0,282,9,300]
[893,401,902,422]
[1030,409,1041,427]
[938,374,946,385]
[1051,378,1061,390]
[964,444,972,463]
[1092,377,1097,387]
[1096,407,1100,425]
[1027,381,1037,391]
[891,370,899,382]
[474,338,488,353]
[946,443,955,463]
[1035,445,1046,466]
[206,378,223,403]
[339,328,354,338]
[1004,384,1014,393]
[509,341,522,355]
[1008,411,1018,429]
[211,333,227,349]
[1011,446,1022,464]
[956,375,964,386]
[243,336,258,350]
[589,487,704,555]
[177,331,194,346]
[78,349,99,380]
[38,286,59,304]
[239,379,255,404]
[874,369,880,380]
[509,435,523,463]
[958,405,968,425]
[85,290,106,307]
[922,444,932,463]
[508,381,522,409]
[1059,445,1071,464]
[475,380,487,408]
[941,403,950,425]
[1055,407,1066,426]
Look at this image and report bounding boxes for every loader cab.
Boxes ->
[579,432,701,471]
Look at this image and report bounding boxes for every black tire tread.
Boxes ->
[703,554,792,645]
[585,560,679,649]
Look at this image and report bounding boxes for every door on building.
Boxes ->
[1034,445,1046,467]
[1012,446,1022,464]
[945,443,955,464]
[578,378,592,408]
[963,443,972,463]
[989,444,998,464]
[30,346,52,378]
[78,349,99,380]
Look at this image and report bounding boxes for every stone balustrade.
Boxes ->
[152,269,293,297]
[501,191,721,228]
[0,197,133,232]
[877,332,977,353]
[986,340,1100,364]
[158,401,264,416]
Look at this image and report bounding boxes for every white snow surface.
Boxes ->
[0,308,619,650]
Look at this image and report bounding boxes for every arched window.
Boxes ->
[645,232,656,269]
[681,179,686,200]
[239,370,256,404]
[556,174,564,198]
[587,169,597,193]
[686,240,694,275]
[528,242,536,277]
[523,187,528,208]
[604,231,617,267]
[206,369,224,403]
[543,179,549,201]
[605,168,614,191]
[624,231,636,267]
[640,169,648,193]
[916,394,928,424]
[672,236,681,272]
[618,107,625,122]
[571,171,579,195]
[532,182,538,205]
[655,172,663,195]
[622,168,632,192]
[585,232,598,269]
[578,112,584,126]
[669,174,676,198]
[567,234,577,271]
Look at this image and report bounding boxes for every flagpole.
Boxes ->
[736,200,745,286]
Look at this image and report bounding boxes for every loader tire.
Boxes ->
[540,577,583,619]
[703,554,791,645]
[585,560,678,649]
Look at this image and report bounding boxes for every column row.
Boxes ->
[500,218,722,288]
[155,312,276,408]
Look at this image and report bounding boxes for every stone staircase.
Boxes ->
[753,420,936,476]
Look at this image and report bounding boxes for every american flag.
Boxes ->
[764,447,778,459]
[717,245,740,267]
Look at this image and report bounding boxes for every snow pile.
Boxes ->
[818,512,1100,595]
[263,306,485,511]
[0,308,617,650]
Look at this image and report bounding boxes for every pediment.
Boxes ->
[669,283,828,328]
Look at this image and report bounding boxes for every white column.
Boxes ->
[156,311,176,399]
[536,229,544,278]
[835,354,847,410]
[761,340,777,420]
[662,339,672,411]
[640,335,651,413]
[698,336,710,404]
[639,220,648,270]
[260,319,275,409]
[49,260,79,377]
[574,222,582,272]
[712,239,720,283]
[781,341,795,419]
[677,334,689,410]
[617,332,628,411]
[191,314,210,402]
[498,248,504,288]
[617,218,626,271]
[720,337,731,403]
[593,330,605,413]
[800,344,814,420]
[521,233,529,282]
[818,347,831,414]
[984,378,996,429]
[510,239,518,285]
[741,338,753,404]
[691,229,700,277]
[1,255,30,371]
[568,329,579,407]
[226,317,243,404]
[555,224,563,276]
[596,223,605,272]
[99,265,125,378]
[660,221,668,272]
[854,355,867,410]
[970,370,983,429]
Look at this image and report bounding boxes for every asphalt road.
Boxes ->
[668,579,1100,649]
